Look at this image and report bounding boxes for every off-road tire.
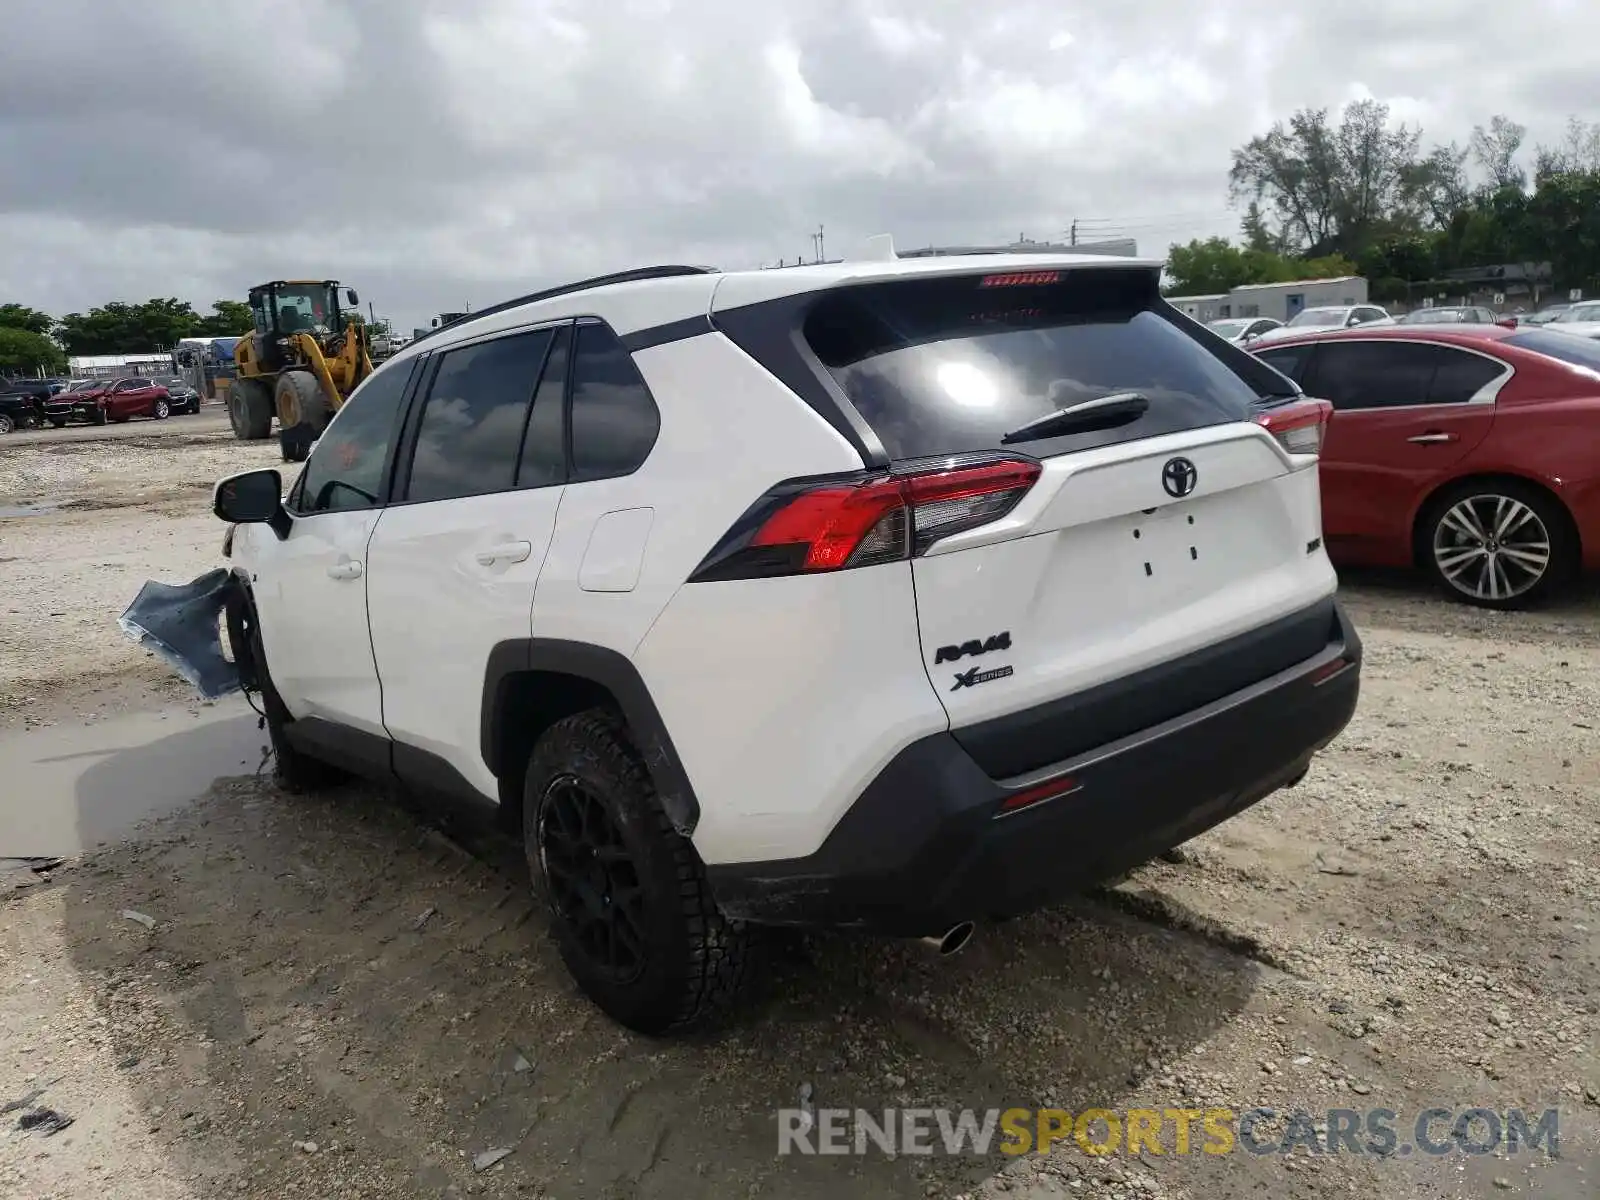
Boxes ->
[275,371,330,463]
[228,377,273,440]
[523,709,757,1034]
[1419,479,1575,611]
[232,589,347,793]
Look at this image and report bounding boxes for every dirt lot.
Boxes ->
[0,416,280,730]
[1,425,1597,1199]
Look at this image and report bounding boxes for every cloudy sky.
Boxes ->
[1,0,1596,334]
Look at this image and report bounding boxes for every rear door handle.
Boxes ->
[1407,432,1457,444]
[475,540,533,566]
[327,559,363,580]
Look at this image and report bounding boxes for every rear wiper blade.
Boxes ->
[999,391,1149,445]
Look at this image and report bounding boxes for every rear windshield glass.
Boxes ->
[1504,329,1600,373]
[802,269,1264,461]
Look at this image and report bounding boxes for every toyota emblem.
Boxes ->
[1161,457,1198,498]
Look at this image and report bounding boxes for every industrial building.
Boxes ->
[1166,276,1369,323]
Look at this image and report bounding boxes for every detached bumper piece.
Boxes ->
[118,568,246,701]
[707,598,1362,938]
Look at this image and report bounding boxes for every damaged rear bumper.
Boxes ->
[705,599,1362,938]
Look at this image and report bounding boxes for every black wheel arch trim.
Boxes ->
[482,639,701,835]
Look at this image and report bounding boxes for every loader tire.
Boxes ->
[275,371,331,463]
[228,377,274,441]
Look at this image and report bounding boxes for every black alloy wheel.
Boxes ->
[536,775,649,983]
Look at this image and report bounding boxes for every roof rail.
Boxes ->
[408,264,720,348]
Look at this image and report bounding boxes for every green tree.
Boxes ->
[1164,239,1353,295]
[0,304,55,337]
[197,300,253,337]
[1166,238,1268,294]
[56,298,204,355]
[1297,253,1361,280]
[1522,170,1600,286]
[1470,116,1527,191]
[1534,117,1600,181]
[1240,202,1281,253]
[1231,100,1424,256]
[1399,142,1471,230]
[0,327,68,375]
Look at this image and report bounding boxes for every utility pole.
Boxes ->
[1070,220,1078,247]
[817,224,825,263]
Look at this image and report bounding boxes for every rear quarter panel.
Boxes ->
[1458,383,1600,569]
[530,331,866,660]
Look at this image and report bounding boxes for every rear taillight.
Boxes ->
[1255,397,1333,456]
[690,455,1042,582]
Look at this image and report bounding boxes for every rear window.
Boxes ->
[1504,329,1600,374]
[802,269,1264,461]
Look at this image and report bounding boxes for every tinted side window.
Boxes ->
[404,329,553,504]
[1303,342,1437,410]
[569,323,661,483]
[295,362,411,513]
[1427,348,1503,404]
[518,325,569,490]
[1256,344,1312,384]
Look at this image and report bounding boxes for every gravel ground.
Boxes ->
[0,424,281,729]
[1,428,1597,1198]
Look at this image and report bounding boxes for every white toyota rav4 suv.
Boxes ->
[212,253,1362,1034]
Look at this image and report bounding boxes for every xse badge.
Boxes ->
[951,664,1014,692]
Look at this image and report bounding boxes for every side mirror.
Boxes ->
[1497,315,1518,328]
[213,468,291,539]
[344,288,360,307]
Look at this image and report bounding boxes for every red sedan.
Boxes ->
[1251,325,1600,608]
[42,376,174,426]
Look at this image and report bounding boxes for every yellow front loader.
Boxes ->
[229,280,374,462]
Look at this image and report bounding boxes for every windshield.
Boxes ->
[1206,319,1252,337]
[273,284,339,334]
[1504,329,1600,374]
[1286,307,1348,328]
[1557,303,1600,323]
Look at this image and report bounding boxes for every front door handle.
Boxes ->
[475,540,533,566]
[1407,432,1458,444]
[327,559,363,580]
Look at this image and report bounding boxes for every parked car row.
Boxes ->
[1247,323,1600,609]
[1207,302,1573,352]
[0,375,202,433]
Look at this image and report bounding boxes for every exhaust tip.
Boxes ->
[921,921,975,957]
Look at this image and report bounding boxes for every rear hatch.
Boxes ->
[802,266,1338,778]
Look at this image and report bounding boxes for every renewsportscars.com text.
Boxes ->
[777,1105,1562,1159]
